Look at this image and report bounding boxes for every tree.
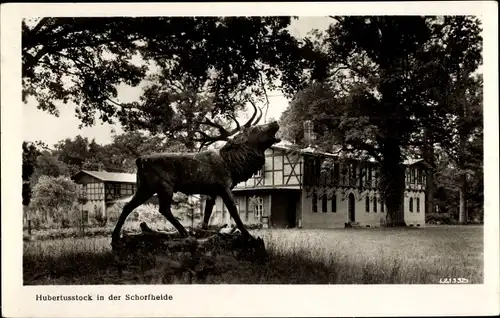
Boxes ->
[280,16,483,226]
[30,151,69,185]
[23,17,147,126]
[53,135,96,175]
[102,131,187,172]
[426,17,483,224]
[22,141,43,206]
[23,17,311,146]
[30,175,79,224]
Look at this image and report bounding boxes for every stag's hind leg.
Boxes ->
[157,184,189,238]
[112,186,154,245]
[201,196,216,230]
[219,188,251,237]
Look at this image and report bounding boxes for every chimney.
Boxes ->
[303,120,315,146]
[97,163,105,172]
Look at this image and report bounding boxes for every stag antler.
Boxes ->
[193,98,263,151]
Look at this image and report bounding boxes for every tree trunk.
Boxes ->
[380,140,406,227]
[458,169,468,224]
[457,68,469,224]
[423,127,435,214]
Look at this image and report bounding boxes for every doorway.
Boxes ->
[270,192,299,228]
[348,193,355,222]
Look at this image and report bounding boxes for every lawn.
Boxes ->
[23,225,483,285]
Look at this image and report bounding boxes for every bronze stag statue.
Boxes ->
[111,102,280,247]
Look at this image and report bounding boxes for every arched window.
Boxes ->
[312,194,318,213]
[416,198,420,213]
[365,196,370,212]
[409,198,414,212]
[321,195,327,213]
[374,197,378,213]
[331,195,337,213]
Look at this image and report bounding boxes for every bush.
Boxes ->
[93,213,107,227]
[106,202,125,223]
[31,176,79,226]
[61,218,71,228]
[426,212,454,225]
[30,215,43,230]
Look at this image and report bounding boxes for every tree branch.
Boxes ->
[347,140,383,163]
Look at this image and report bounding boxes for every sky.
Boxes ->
[22,16,333,147]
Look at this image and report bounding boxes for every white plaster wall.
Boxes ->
[404,191,426,227]
[301,189,347,229]
[353,191,387,228]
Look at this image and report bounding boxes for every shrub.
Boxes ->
[93,213,107,227]
[30,215,43,230]
[31,176,79,224]
[106,202,125,223]
[61,218,71,228]
[426,212,454,224]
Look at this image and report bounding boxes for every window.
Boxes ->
[409,198,414,212]
[234,197,239,213]
[321,195,327,213]
[88,182,101,200]
[82,210,89,224]
[373,197,378,213]
[416,198,420,213]
[359,166,364,188]
[120,183,134,196]
[333,164,340,181]
[381,200,385,213]
[349,163,357,185]
[365,196,370,212]
[331,195,337,213]
[312,194,318,213]
[254,168,263,177]
[368,166,373,181]
[253,197,264,218]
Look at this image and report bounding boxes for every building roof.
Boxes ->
[402,158,434,169]
[271,141,430,167]
[72,170,137,183]
[233,185,301,192]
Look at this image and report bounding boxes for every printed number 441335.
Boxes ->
[439,277,469,284]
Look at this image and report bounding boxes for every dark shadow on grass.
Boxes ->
[23,248,435,285]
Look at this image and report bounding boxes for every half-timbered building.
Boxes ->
[212,140,430,229]
[71,170,157,223]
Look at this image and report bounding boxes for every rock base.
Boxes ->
[111,222,267,283]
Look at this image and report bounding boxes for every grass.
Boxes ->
[23,225,483,285]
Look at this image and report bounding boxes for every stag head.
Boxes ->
[194,98,272,151]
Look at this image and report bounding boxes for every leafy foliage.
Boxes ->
[31,176,79,224]
[23,17,310,144]
[22,141,46,205]
[280,16,483,225]
[30,151,69,185]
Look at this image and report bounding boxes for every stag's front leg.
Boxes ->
[201,196,216,230]
[157,184,189,238]
[112,186,154,247]
[219,188,251,237]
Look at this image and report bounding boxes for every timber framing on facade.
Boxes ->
[213,140,430,229]
[71,170,145,223]
[71,145,430,230]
